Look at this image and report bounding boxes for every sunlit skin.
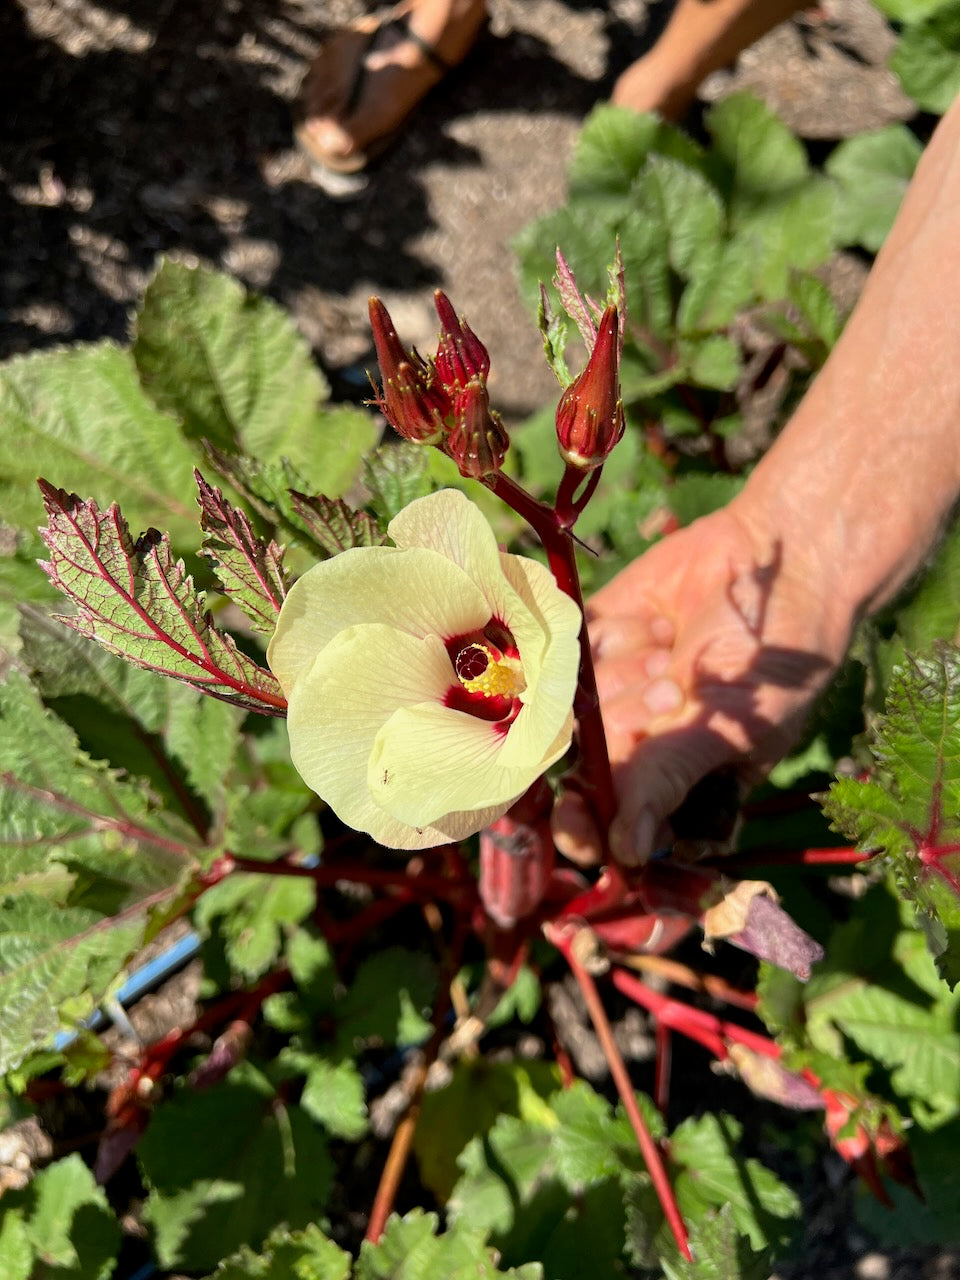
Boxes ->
[554,94,960,866]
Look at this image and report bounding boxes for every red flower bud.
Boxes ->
[555,305,625,470]
[434,290,491,392]
[480,814,555,928]
[368,296,451,444]
[445,378,509,478]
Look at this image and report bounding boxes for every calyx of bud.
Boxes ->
[445,378,509,479]
[368,297,450,444]
[555,304,625,470]
[434,290,491,391]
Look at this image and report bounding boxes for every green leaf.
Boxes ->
[335,947,438,1050]
[203,1224,351,1280]
[0,342,199,543]
[824,645,960,986]
[677,240,756,333]
[569,105,706,201]
[668,1113,800,1253]
[196,472,289,634]
[363,444,434,522]
[139,1065,334,1272]
[668,473,744,526]
[728,178,836,301]
[706,93,810,197]
[299,1057,368,1140]
[826,125,923,253]
[0,671,197,1070]
[874,518,960,690]
[0,529,61,657]
[873,0,955,17]
[632,154,724,280]
[785,271,842,350]
[286,490,386,558]
[132,261,378,495]
[0,1210,31,1280]
[660,1205,774,1280]
[0,1153,120,1280]
[21,604,243,820]
[890,3,960,114]
[679,335,740,391]
[37,483,286,716]
[415,1059,561,1201]
[356,1210,543,1279]
[195,873,316,980]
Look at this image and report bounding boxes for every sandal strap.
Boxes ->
[389,15,455,75]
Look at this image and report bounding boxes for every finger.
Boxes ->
[593,649,674,704]
[608,720,741,866]
[588,611,675,660]
[551,791,603,867]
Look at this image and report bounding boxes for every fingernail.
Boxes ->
[610,808,656,866]
[633,809,657,862]
[642,677,683,716]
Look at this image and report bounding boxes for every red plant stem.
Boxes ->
[227,852,476,905]
[720,846,872,870]
[487,472,617,836]
[611,968,781,1064]
[621,953,758,1013]
[654,1023,672,1116]
[546,923,691,1261]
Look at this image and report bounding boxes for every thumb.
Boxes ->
[607,719,738,866]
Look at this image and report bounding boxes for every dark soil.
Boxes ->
[1,1,956,1276]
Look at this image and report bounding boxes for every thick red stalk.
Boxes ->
[487,471,618,835]
[547,923,692,1261]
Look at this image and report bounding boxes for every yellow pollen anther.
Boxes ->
[456,643,526,699]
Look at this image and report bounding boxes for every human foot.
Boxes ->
[296,0,487,174]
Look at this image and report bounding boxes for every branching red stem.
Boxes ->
[547,922,692,1261]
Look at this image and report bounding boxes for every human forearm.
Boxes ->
[734,95,960,628]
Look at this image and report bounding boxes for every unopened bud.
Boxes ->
[368,296,451,443]
[434,290,491,391]
[480,814,555,928]
[555,305,625,470]
[446,378,509,478]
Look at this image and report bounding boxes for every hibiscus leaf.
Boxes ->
[0,670,199,1071]
[199,1224,351,1280]
[356,1209,543,1280]
[195,471,289,634]
[139,1065,334,1272]
[37,481,286,717]
[824,643,960,987]
[364,443,433,521]
[286,489,386,559]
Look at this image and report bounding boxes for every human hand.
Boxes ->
[554,502,853,866]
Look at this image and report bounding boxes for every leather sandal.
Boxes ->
[294,5,462,180]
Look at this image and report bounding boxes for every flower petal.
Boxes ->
[268,544,490,695]
[496,553,581,769]
[370,703,533,827]
[285,623,463,848]
[388,489,526,630]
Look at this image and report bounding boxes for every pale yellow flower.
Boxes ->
[267,489,581,850]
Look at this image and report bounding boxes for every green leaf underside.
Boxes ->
[824,645,960,986]
[37,482,285,716]
[196,471,289,633]
[0,342,199,544]
[0,670,198,1070]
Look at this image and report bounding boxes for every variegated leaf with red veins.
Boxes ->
[195,470,288,634]
[824,643,960,987]
[286,489,385,558]
[37,481,286,716]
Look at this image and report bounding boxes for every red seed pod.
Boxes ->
[479,814,555,928]
[555,304,625,471]
[434,290,491,391]
[368,296,451,443]
[445,378,509,478]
